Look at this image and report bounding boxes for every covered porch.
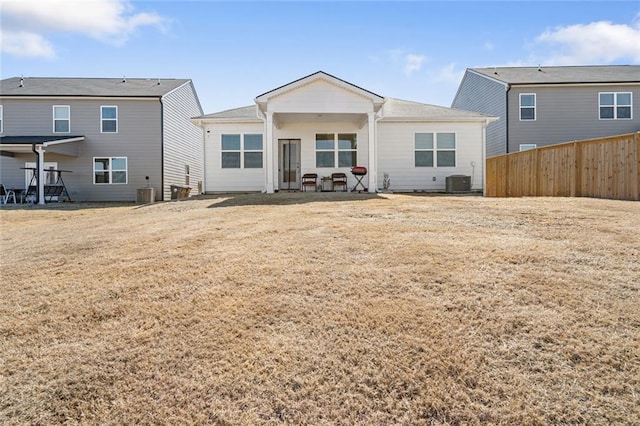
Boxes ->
[0,135,84,204]
[255,72,384,194]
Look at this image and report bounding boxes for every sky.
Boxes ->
[1,0,639,114]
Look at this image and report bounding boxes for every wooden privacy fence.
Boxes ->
[486,132,640,201]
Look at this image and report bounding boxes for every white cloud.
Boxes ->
[404,54,427,76]
[1,0,167,58]
[0,31,55,58]
[433,63,465,85]
[535,20,640,64]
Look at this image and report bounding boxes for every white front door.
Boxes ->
[278,139,301,190]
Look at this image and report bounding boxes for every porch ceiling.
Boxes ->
[0,135,84,156]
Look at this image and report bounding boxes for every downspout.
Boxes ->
[505,84,511,154]
[160,98,165,201]
[482,119,488,196]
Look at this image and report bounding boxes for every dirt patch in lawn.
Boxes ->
[1,194,639,424]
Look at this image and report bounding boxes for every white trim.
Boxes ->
[93,156,128,185]
[519,93,536,121]
[519,143,537,151]
[0,105,3,133]
[220,133,264,169]
[413,132,458,168]
[598,91,632,120]
[52,105,70,133]
[100,105,118,133]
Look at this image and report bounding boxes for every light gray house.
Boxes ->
[452,65,640,157]
[0,77,203,203]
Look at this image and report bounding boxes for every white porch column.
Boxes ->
[265,112,275,193]
[36,146,46,205]
[367,112,377,193]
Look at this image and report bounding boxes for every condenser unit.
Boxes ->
[445,175,471,193]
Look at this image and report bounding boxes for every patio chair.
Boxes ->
[301,173,318,192]
[331,173,348,192]
[0,184,17,204]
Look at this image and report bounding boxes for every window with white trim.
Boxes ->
[414,133,434,167]
[101,106,118,133]
[315,133,357,168]
[520,144,537,151]
[94,157,127,184]
[221,134,263,168]
[520,94,536,121]
[53,105,70,133]
[415,133,456,167]
[599,92,632,120]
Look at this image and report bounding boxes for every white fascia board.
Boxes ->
[379,116,498,123]
[43,136,85,146]
[0,95,158,101]
[511,82,640,89]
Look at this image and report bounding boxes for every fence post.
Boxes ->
[571,141,581,197]
[635,132,640,201]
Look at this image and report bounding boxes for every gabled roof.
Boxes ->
[255,71,385,104]
[470,65,640,85]
[380,98,497,122]
[0,77,192,97]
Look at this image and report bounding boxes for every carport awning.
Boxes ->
[0,135,85,156]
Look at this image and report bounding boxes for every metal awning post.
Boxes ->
[33,144,45,205]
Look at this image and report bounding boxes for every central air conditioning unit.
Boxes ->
[445,175,471,193]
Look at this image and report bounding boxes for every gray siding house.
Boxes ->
[0,77,204,202]
[452,65,640,157]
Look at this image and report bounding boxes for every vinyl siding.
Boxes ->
[204,122,266,192]
[507,85,640,152]
[452,71,507,157]
[377,121,484,192]
[161,82,204,200]
[203,120,370,192]
[267,79,375,114]
[0,98,162,201]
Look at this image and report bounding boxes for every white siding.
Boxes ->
[377,121,485,192]
[267,80,374,114]
[204,122,265,192]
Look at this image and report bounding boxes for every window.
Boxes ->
[519,144,537,151]
[415,133,434,167]
[315,133,357,168]
[101,106,118,133]
[94,157,127,184]
[53,105,70,133]
[0,105,3,133]
[221,134,263,168]
[599,92,632,120]
[185,165,190,186]
[338,133,357,167]
[244,134,263,168]
[436,133,456,167]
[520,94,536,121]
[415,133,456,167]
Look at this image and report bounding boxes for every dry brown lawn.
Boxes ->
[1,193,639,425]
